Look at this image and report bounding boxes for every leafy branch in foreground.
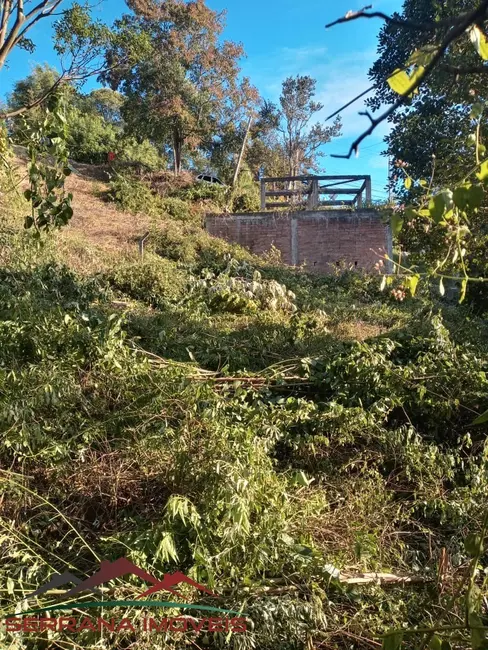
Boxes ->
[377,101,488,304]
[23,93,73,233]
[326,1,488,158]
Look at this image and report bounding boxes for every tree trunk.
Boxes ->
[173,131,183,176]
[232,116,253,187]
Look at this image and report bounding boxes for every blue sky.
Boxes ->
[4,0,403,199]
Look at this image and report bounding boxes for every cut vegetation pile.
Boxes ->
[1,160,488,650]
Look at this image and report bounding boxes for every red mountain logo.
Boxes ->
[26,558,216,602]
[137,571,216,599]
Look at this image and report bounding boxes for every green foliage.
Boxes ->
[105,256,188,307]
[22,95,73,233]
[1,217,488,649]
[190,260,297,315]
[117,136,164,169]
[160,196,193,222]
[107,171,162,216]
[177,181,228,207]
[230,168,261,212]
[65,108,118,164]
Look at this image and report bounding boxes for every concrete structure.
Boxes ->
[205,209,393,274]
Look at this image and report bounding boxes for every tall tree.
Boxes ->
[103,0,258,174]
[277,75,341,177]
[0,2,116,119]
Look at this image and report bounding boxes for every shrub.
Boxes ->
[107,172,163,216]
[117,137,164,170]
[160,197,193,222]
[177,181,228,207]
[190,261,297,314]
[105,257,188,307]
[230,167,260,212]
[66,109,119,164]
[151,220,255,270]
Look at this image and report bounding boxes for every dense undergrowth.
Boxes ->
[1,168,488,650]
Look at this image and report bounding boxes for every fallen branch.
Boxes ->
[340,571,432,586]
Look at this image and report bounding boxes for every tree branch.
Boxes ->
[25,0,59,20]
[13,0,63,48]
[439,63,488,74]
[325,5,476,31]
[330,0,488,159]
[325,85,374,122]
[0,58,125,119]
[0,0,13,49]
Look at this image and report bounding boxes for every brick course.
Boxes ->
[205,210,392,273]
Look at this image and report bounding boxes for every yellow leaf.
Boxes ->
[460,278,467,304]
[405,176,412,189]
[387,69,414,96]
[476,160,488,181]
[407,274,420,297]
[409,65,425,92]
[439,277,445,296]
[470,25,488,61]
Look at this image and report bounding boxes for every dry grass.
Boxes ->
[56,169,150,273]
[11,150,151,273]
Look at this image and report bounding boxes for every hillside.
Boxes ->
[1,158,488,650]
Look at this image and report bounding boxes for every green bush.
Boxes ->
[107,172,163,216]
[160,196,193,222]
[66,109,119,164]
[118,136,165,170]
[231,187,260,212]
[105,257,188,307]
[231,168,260,212]
[177,181,228,207]
[151,219,254,270]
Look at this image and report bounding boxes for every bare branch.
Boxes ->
[25,0,59,20]
[439,63,488,74]
[331,0,488,159]
[325,5,476,31]
[324,85,374,122]
[0,0,13,49]
[358,110,375,125]
[13,0,63,48]
[0,58,126,120]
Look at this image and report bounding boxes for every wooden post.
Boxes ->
[306,178,319,209]
[260,179,267,210]
[232,115,253,187]
[365,176,372,205]
[313,179,319,208]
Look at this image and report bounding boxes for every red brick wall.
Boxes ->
[205,210,392,273]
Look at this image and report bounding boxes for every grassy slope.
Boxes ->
[1,160,488,650]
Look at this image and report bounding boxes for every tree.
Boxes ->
[326,2,488,159]
[367,0,488,189]
[277,75,341,177]
[103,0,258,174]
[244,100,288,179]
[325,2,488,305]
[0,2,117,120]
[83,88,125,125]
